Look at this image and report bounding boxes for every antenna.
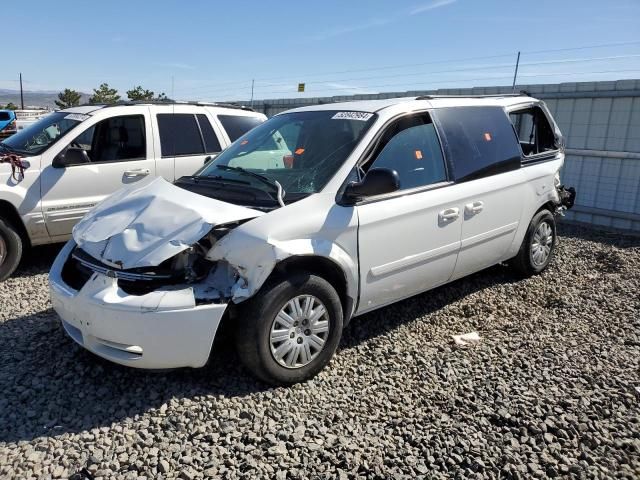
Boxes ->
[19,73,24,109]
[512,51,521,92]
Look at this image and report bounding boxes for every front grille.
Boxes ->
[61,247,183,294]
[71,249,173,281]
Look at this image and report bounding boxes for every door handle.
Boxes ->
[465,201,484,215]
[439,207,460,222]
[124,168,150,178]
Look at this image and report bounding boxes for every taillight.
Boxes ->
[5,119,16,131]
[283,154,294,169]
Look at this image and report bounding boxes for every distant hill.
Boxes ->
[0,89,90,109]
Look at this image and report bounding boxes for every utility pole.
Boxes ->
[512,51,521,92]
[19,72,24,109]
[250,79,255,108]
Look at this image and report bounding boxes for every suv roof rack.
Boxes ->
[416,91,531,100]
[82,100,254,111]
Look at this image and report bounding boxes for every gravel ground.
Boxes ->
[0,224,638,479]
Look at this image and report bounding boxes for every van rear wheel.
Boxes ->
[235,272,343,385]
[509,209,556,277]
[0,217,23,282]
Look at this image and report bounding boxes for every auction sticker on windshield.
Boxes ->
[331,111,374,121]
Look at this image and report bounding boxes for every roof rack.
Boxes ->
[81,100,254,111]
[416,91,531,100]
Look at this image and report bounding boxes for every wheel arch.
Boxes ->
[272,255,355,326]
[0,199,30,247]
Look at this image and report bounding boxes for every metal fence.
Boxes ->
[240,79,640,232]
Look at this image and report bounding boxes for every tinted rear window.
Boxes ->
[157,114,204,157]
[218,115,264,142]
[432,106,521,182]
[0,112,11,121]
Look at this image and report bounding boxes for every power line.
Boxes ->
[179,52,640,97]
[178,53,640,98]
[235,68,640,99]
[254,54,640,90]
[175,40,640,95]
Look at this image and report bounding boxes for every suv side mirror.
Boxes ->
[53,148,90,168]
[344,168,400,201]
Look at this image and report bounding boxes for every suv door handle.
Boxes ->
[465,201,484,215]
[439,207,460,222]
[124,168,150,178]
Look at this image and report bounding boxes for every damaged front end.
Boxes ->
[61,221,250,305]
[63,176,267,306]
[49,177,269,368]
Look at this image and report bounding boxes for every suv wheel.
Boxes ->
[509,209,556,277]
[235,272,343,385]
[0,217,23,282]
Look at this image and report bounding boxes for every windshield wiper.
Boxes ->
[182,174,250,185]
[216,165,286,207]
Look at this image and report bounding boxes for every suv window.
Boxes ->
[196,114,221,153]
[157,114,204,157]
[433,106,521,182]
[509,106,557,157]
[0,112,11,121]
[365,114,446,190]
[70,115,146,164]
[218,115,264,142]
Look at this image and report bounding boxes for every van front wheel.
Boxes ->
[0,217,23,282]
[235,273,343,385]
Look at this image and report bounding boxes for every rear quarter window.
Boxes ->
[217,115,264,142]
[433,106,521,182]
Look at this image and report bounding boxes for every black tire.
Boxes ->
[235,272,343,385]
[0,217,23,282]
[509,209,556,277]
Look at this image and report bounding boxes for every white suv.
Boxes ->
[0,102,266,281]
[49,95,575,385]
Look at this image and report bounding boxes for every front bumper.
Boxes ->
[49,241,228,369]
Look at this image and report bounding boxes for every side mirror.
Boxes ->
[344,168,400,201]
[53,148,90,168]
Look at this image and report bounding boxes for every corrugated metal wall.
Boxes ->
[240,79,640,232]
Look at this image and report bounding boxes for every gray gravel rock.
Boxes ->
[0,226,639,479]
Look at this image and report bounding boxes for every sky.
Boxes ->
[2,0,640,102]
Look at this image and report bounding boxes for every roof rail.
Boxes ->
[416,91,531,100]
[80,100,254,111]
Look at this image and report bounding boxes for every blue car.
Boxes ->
[0,110,17,138]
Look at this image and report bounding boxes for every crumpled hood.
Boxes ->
[72,177,263,269]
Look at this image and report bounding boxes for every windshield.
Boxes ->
[1,112,84,155]
[198,110,376,197]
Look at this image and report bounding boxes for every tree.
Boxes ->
[55,88,82,109]
[126,86,170,102]
[89,83,121,104]
[4,103,18,110]
[126,85,154,101]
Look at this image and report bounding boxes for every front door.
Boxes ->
[355,113,463,313]
[40,107,155,239]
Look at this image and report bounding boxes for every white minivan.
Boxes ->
[49,95,575,385]
[0,102,266,281]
